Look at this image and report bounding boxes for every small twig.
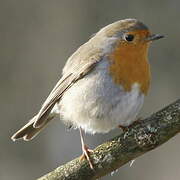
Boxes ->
[38,99,180,180]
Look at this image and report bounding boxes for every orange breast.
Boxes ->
[109,39,151,95]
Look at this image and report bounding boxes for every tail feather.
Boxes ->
[11,115,54,141]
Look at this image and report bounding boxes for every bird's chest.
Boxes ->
[59,59,144,133]
[85,60,144,127]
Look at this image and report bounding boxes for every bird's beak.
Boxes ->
[145,34,164,42]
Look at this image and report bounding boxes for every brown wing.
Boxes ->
[11,40,103,141]
[11,59,101,141]
[33,61,99,128]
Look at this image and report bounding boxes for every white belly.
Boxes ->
[57,60,144,134]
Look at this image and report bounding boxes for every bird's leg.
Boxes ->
[79,127,94,169]
[118,117,142,131]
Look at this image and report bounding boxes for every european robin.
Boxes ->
[11,19,164,169]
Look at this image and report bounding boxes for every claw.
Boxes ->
[118,125,128,131]
[79,128,94,169]
[80,145,94,169]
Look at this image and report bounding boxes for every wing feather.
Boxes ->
[33,61,99,128]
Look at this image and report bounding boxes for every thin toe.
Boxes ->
[80,145,94,169]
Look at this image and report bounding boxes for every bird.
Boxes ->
[11,19,164,169]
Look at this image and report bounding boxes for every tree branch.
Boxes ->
[38,99,180,180]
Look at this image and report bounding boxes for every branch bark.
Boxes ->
[38,99,180,180]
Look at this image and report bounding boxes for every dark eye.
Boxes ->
[124,34,134,42]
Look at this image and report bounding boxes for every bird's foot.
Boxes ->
[80,144,94,169]
[118,125,128,131]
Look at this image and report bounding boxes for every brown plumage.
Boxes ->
[109,30,151,95]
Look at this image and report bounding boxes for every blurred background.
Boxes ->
[1,0,180,179]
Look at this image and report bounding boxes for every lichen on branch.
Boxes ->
[38,99,180,180]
